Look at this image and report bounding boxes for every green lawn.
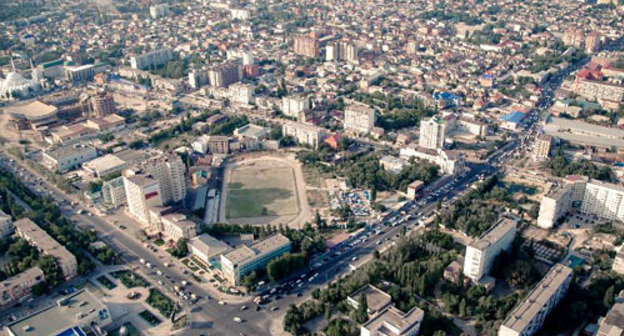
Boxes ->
[110,270,150,288]
[96,275,117,290]
[226,167,298,219]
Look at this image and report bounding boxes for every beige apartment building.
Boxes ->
[344,103,376,134]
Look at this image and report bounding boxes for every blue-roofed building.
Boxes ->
[500,111,527,131]
[433,91,461,109]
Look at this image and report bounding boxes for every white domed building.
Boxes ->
[0,71,41,100]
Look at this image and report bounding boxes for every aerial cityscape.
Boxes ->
[0,0,623,335]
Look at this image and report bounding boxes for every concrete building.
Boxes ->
[0,267,45,308]
[149,4,169,18]
[82,154,127,178]
[399,145,465,175]
[65,64,94,83]
[360,306,424,336]
[0,210,14,238]
[134,153,187,204]
[123,173,163,226]
[596,300,624,336]
[188,233,232,266]
[150,211,196,242]
[4,290,112,336]
[344,104,376,134]
[282,95,310,118]
[130,48,174,70]
[101,176,126,207]
[347,284,393,317]
[229,83,253,104]
[293,35,320,58]
[537,175,624,228]
[220,234,291,285]
[543,117,624,150]
[4,100,59,130]
[42,144,98,172]
[282,121,325,148]
[407,181,424,200]
[208,62,242,87]
[88,92,116,116]
[419,116,447,150]
[193,135,230,154]
[189,70,210,89]
[498,264,572,336]
[14,218,78,280]
[463,218,517,282]
[533,134,552,162]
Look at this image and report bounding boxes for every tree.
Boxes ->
[169,238,189,258]
[324,303,332,321]
[459,298,467,318]
[355,294,368,323]
[604,286,615,308]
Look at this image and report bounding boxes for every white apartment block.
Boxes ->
[136,154,187,204]
[282,95,310,118]
[419,116,447,150]
[463,218,517,282]
[42,145,98,172]
[612,249,624,275]
[581,180,624,222]
[498,264,572,336]
[537,176,624,229]
[282,121,325,148]
[360,306,424,336]
[399,145,465,175]
[130,48,174,70]
[344,104,375,134]
[229,83,253,105]
[14,218,78,280]
[0,210,14,238]
[230,8,251,20]
[149,4,169,19]
[123,173,162,226]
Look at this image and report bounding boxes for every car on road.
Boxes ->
[218,300,226,305]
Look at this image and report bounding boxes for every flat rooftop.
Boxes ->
[6,290,107,336]
[5,101,58,121]
[470,218,516,251]
[222,234,290,266]
[501,264,572,333]
[189,233,232,260]
[348,284,393,313]
[544,117,624,148]
[362,306,424,336]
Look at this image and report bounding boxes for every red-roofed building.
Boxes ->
[324,133,342,150]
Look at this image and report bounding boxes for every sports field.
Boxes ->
[226,166,299,219]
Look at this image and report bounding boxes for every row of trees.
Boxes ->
[544,153,614,182]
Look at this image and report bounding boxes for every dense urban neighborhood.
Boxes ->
[0,0,624,336]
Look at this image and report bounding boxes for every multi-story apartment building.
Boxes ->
[573,78,624,107]
[0,210,14,238]
[189,70,210,89]
[192,135,230,154]
[463,218,517,282]
[123,172,163,226]
[149,4,169,19]
[0,267,45,308]
[229,83,253,104]
[344,104,375,134]
[282,121,325,148]
[220,234,291,285]
[135,154,187,204]
[399,145,465,175]
[42,144,98,172]
[14,218,78,280]
[537,176,624,228]
[419,116,447,150]
[612,249,624,275]
[498,264,572,336]
[208,62,242,87]
[293,35,320,58]
[101,176,126,207]
[533,134,552,162]
[89,92,116,116]
[130,48,174,70]
[537,175,587,229]
[360,306,424,336]
[563,28,585,48]
[282,95,310,118]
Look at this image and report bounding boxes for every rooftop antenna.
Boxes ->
[10,56,16,72]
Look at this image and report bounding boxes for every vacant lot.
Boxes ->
[226,166,298,219]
